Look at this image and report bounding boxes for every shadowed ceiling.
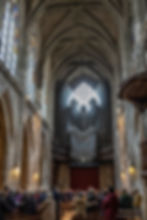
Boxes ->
[26,0,129,83]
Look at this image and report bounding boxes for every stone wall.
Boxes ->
[55,163,70,190]
[99,163,115,190]
[0,65,52,191]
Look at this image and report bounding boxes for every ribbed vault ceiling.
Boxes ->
[26,0,129,82]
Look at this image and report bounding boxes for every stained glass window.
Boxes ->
[0,0,20,75]
[67,82,101,112]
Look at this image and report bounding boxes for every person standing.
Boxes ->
[72,192,87,220]
[132,190,142,220]
[39,193,55,220]
[86,188,99,220]
[102,187,119,220]
[53,187,62,220]
[119,189,133,209]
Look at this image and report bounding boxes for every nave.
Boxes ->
[0,0,147,220]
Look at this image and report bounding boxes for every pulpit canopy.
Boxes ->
[119,72,147,110]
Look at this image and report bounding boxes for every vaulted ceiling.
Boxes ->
[24,0,130,162]
[26,0,129,83]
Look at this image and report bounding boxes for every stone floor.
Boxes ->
[60,208,142,220]
[62,212,142,220]
[61,210,75,220]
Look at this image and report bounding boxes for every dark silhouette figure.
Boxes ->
[102,187,118,220]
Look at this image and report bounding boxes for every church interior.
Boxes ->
[0,0,147,219]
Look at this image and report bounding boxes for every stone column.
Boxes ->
[47,62,55,133]
[16,29,28,91]
[41,130,52,191]
[40,129,55,220]
[111,81,122,190]
[139,111,147,220]
[119,16,130,80]
[27,115,42,191]
[130,0,146,73]
[0,0,5,31]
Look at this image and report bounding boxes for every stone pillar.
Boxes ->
[130,0,146,73]
[56,163,70,190]
[119,16,130,80]
[25,115,42,191]
[0,0,5,30]
[15,0,28,88]
[46,57,55,132]
[116,105,131,190]
[99,164,114,190]
[111,80,122,190]
[41,130,52,191]
[17,31,28,92]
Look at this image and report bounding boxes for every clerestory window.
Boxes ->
[0,1,20,75]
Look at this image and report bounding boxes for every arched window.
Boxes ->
[0,1,20,75]
[26,28,39,101]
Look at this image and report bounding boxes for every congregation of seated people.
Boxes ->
[0,185,142,220]
[0,186,54,220]
[54,187,142,220]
